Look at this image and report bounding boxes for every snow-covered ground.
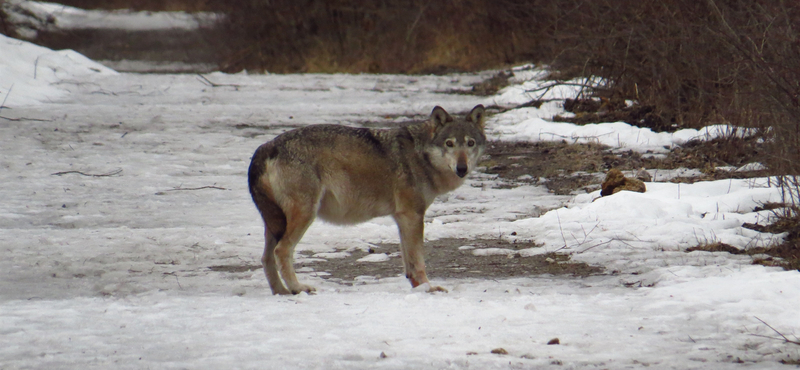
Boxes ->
[2,34,799,369]
[2,0,220,73]
[3,0,217,38]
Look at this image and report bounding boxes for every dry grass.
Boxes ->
[686,242,744,255]
[206,0,538,74]
[744,208,800,271]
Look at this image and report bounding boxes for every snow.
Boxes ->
[487,66,760,153]
[489,109,758,153]
[0,34,116,106]
[4,0,217,33]
[2,35,799,369]
[358,253,391,263]
[96,59,217,74]
[472,248,518,256]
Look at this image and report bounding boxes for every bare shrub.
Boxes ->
[212,0,797,138]
[531,1,761,131]
[704,0,800,212]
[215,0,536,74]
[512,0,799,207]
[0,0,17,37]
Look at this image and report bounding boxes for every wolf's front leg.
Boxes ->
[393,211,448,293]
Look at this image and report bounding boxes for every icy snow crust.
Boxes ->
[1,37,798,369]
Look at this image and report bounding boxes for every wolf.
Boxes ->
[248,105,487,295]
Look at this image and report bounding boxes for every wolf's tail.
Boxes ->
[248,143,287,242]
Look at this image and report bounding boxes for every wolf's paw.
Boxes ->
[270,283,293,296]
[413,282,448,294]
[272,288,293,295]
[427,285,448,293]
[290,283,317,295]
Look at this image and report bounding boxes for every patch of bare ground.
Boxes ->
[207,239,601,286]
[555,98,671,132]
[482,132,768,195]
[208,264,261,273]
[743,208,800,271]
[487,95,768,191]
[292,239,601,285]
[688,239,800,272]
[482,141,609,194]
[465,70,513,96]
[651,136,770,183]
[484,137,799,273]
[686,242,745,255]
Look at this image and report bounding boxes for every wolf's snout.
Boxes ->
[456,163,468,178]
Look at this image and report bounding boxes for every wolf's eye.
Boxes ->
[446,140,455,148]
[467,139,476,147]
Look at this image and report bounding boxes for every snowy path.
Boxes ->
[3,272,795,370]
[2,37,799,368]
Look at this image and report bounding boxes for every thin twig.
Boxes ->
[51,169,123,177]
[156,186,228,195]
[405,0,430,42]
[1,82,51,121]
[552,210,570,252]
[483,99,564,113]
[0,83,12,111]
[537,131,614,145]
[580,223,593,243]
[0,115,52,122]
[577,240,613,254]
[90,89,118,96]
[163,272,183,290]
[165,185,227,191]
[753,316,800,345]
[524,81,600,94]
[196,74,241,89]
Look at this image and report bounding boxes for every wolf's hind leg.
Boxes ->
[274,206,317,295]
[263,231,291,295]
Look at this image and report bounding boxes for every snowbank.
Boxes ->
[486,65,760,153]
[0,34,116,106]
[490,112,757,153]
[4,0,217,36]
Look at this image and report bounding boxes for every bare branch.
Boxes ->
[0,115,52,122]
[753,316,800,346]
[196,74,241,89]
[524,81,601,94]
[51,169,123,177]
[155,186,229,195]
[0,83,12,111]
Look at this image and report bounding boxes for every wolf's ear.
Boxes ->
[466,104,486,129]
[430,106,454,128]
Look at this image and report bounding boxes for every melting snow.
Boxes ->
[1,34,797,369]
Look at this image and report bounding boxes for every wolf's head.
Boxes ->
[425,105,487,180]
